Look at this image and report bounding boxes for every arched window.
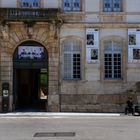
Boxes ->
[104,41,122,79]
[21,0,40,8]
[62,39,81,80]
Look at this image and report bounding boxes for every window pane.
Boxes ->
[104,42,122,79]
[64,0,71,11]
[113,53,121,78]
[104,53,112,78]
[21,0,29,8]
[21,0,40,8]
[103,0,112,12]
[113,0,121,12]
[32,0,40,8]
[73,0,81,11]
[73,53,81,79]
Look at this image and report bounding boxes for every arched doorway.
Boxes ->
[13,41,48,111]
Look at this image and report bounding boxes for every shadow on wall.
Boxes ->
[122,81,140,104]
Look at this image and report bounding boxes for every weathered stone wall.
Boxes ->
[60,81,140,112]
[59,25,140,113]
[0,22,60,112]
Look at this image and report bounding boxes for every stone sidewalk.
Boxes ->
[0,112,121,118]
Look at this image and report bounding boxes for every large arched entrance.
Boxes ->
[13,41,48,111]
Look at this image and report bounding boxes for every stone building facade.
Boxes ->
[0,0,140,112]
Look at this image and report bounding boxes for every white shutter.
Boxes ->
[64,53,72,79]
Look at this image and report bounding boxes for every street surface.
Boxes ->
[0,115,140,140]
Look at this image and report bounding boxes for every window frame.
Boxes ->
[63,0,81,12]
[104,41,122,80]
[20,0,41,8]
[103,0,122,12]
[62,39,81,80]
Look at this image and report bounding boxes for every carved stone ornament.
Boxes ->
[27,27,33,39]
[0,25,9,40]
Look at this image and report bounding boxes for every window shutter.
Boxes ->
[64,53,72,79]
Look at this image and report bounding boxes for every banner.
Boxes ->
[18,46,44,60]
[128,29,140,62]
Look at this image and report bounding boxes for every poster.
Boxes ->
[128,29,140,62]
[86,28,99,62]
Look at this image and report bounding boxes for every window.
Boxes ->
[63,0,81,12]
[21,0,40,8]
[103,0,122,12]
[104,41,122,79]
[62,40,81,80]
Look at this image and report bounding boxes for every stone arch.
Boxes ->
[100,35,127,82]
[12,39,49,56]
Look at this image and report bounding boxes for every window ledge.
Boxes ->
[63,78,81,81]
[100,12,125,16]
[61,11,84,15]
[102,79,123,83]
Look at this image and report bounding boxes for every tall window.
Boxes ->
[103,0,122,12]
[63,0,81,12]
[104,41,122,79]
[62,40,81,80]
[21,0,40,8]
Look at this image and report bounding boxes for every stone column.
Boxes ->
[47,45,60,112]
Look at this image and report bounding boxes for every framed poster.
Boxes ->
[91,49,98,60]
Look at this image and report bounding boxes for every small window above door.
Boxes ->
[20,0,41,8]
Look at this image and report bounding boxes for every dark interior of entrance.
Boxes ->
[14,69,47,111]
[13,41,48,112]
